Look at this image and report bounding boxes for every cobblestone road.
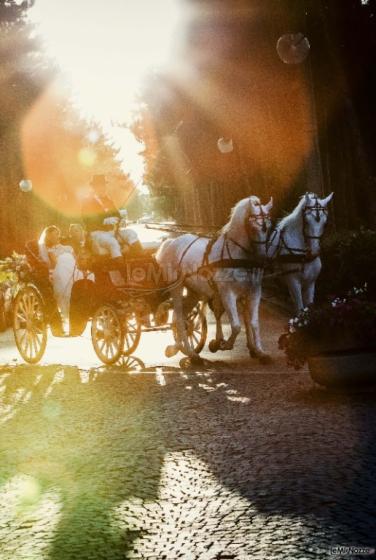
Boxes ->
[0,309,376,560]
[0,306,376,559]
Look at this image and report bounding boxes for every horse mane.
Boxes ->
[221,196,261,235]
[277,192,316,231]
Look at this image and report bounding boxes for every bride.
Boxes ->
[38,225,81,333]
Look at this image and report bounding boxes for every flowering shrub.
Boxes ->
[278,284,376,369]
[0,253,28,283]
[0,253,26,331]
[318,228,376,300]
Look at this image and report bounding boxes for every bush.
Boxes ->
[317,228,376,300]
[279,286,376,369]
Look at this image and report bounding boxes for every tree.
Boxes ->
[0,0,53,255]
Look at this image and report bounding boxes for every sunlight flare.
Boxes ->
[29,0,185,184]
[30,0,183,123]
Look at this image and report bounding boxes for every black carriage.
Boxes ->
[12,244,207,365]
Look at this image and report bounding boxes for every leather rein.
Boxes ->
[201,202,271,273]
[177,201,271,277]
[269,196,328,267]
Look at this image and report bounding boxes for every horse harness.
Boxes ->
[176,201,271,292]
[271,195,328,275]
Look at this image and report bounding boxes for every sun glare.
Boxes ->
[29,0,184,182]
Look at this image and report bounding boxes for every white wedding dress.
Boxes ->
[39,243,85,329]
[51,250,79,325]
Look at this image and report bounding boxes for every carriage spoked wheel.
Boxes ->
[91,305,124,365]
[122,311,142,357]
[13,285,47,364]
[173,301,208,356]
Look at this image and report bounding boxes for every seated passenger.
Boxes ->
[38,226,82,334]
[117,211,143,258]
[38,225,74,269]
[90,217,123,265]
[90,212,143,262]
[61,223,86,256]
[81,174,122,262]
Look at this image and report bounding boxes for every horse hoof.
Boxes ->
[248,349,258,359]
[179,357,191,369]
[258,354,273,365]
[209,340,220,353]
[191,354,204,365]
[165,345,178,358]
[179,355,203,369]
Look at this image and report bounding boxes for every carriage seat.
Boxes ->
[25,240,49,278]
[24,241,65,335]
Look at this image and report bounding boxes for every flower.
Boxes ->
[279,288,376,369]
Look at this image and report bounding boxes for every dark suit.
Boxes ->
[81,193,120,232]
[61,236,85,256]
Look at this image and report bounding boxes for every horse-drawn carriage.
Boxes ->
[12,244,207,365]
[11,191,334,365]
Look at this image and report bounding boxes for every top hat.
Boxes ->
[90,174,108,188]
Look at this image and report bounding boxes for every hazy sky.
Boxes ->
[29,0,185,186]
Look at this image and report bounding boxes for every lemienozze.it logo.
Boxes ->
[330,546,375,556]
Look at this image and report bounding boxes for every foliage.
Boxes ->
[0,0,50,255]
[318,228,376,300]
[0,252,27,283]
[279,285,376,369]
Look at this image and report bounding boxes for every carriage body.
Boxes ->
[12,248,207,365]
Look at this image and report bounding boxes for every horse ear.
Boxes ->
[320,192,334,206]
[263,197,273,213]
[304,192,310,205]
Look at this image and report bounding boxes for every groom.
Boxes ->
[81,174,120,231]
[81,174,123,260]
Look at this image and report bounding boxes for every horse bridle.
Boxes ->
[302,196,328,242]
[178,199,272,274]
[244,201,271,246]
[220,200,271,261]
[271,194,328,261]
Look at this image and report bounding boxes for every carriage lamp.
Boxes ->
[19,179,33,193]
[217,137,234,154]
[276,33,310,64]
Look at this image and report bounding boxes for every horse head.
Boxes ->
[246,196,273,256]
[303,192,334,254]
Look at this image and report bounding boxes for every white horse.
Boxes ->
[156,196,273,362]
[267,192,334,313]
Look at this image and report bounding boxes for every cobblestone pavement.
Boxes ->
[0,360,376,560]
[0,303,285,370]
[0,306,376,559]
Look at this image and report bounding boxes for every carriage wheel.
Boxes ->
[173,301,208,355]
[123,311,142,356]
[91,305,124,365]
[13,286,47,364]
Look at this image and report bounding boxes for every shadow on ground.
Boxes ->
[0,361,375,558]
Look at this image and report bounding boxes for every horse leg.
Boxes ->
[166,287,199,359]
[182,289,199,316]
[302,281,315,308]
[209,296,225,353]
[243,300,256,358]
[246,287,272,363]
[219,290,241,351]
[302,260,322,308]
[285,275,304,314]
